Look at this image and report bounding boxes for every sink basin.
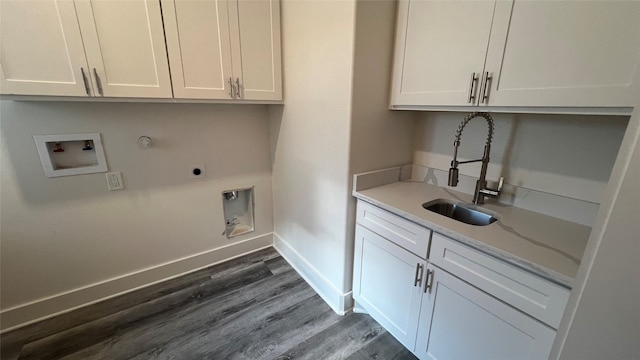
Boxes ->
[422,199,498,226]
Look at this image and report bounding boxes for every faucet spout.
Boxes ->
[448,112,503,204]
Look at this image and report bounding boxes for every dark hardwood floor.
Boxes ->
[1,247,417,360]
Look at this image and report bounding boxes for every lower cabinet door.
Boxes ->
[415,265,556,360]
[353,225,425,350]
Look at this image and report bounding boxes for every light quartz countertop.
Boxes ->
[353,181,591,288]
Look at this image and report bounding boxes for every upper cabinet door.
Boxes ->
[390,0,496,106]
[75,0,172,98]
[483,0,640,108]
[228,0,282,101]
[0,0,91,96]
[162,0,234,100]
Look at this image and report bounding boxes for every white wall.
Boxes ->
[346,0,417,289]
[349,0,416,175]
[413,112,628,204]
[270,0,357,313]
[270,0,415,313]
[552,105,640,359]
[0,100,273,329]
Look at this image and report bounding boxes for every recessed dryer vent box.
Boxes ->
[222,187,255,239]
[34,133,108,178]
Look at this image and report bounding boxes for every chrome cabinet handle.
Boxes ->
[93,68,103,96]
[235,78,241,99]
[414,263,424,287]
[228,77,235,99]
[80,68,91,96]
[467,72,478,104]
[424,269,434,293]
[480,71,492,104]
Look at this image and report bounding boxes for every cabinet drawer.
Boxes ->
[357,201,431,258]
[430,233,570,329]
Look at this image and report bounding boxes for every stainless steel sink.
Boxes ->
[422,199,498,226]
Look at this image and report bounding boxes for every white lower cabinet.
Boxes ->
[414,265,556,360]
[353,225,425,349]
[354,200,563,360]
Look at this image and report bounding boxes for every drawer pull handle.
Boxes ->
[414,263,424,287]
[424,269,434,293]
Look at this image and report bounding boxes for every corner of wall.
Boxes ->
[273,233,353,315]
[551,105,640,360]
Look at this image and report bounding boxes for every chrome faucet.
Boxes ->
[448,112,504,204]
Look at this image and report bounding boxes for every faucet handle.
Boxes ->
[478,176,504,199]
[496,176,504,193]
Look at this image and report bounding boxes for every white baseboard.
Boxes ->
[273,232,353,315]
[0,233,273,332]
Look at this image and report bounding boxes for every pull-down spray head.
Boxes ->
[448,136,463,187]
[448,167,460,187]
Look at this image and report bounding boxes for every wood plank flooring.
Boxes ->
[1,248,417,360]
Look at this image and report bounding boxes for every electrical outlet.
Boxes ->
[106,172,124,191]
[189,165,206,179]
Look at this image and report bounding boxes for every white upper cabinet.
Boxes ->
[162,0,234,99]
[0,0,172,98]
[163,0,282,101]
[391,0,495,106]
[75,0,173,98]
[0,0,91,97]
[2,0,281,101]
[228,0,282,101]
[484,0,640,108]
[391,0,640,109]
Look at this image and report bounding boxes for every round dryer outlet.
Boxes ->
[189,165,206,178]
